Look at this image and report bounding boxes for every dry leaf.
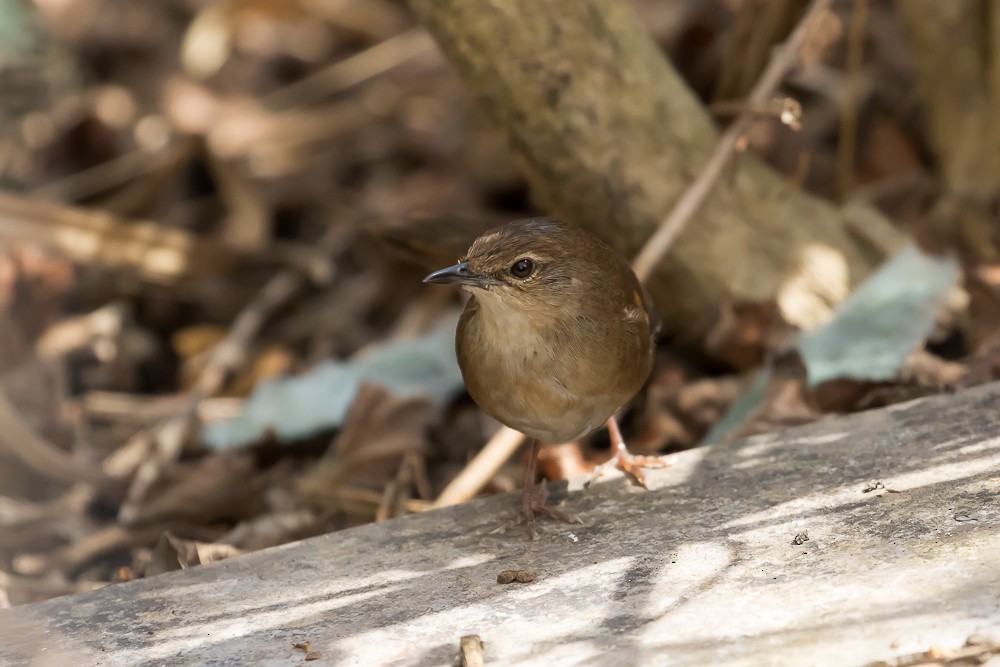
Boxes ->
[704,300,792,370]
[297,383,432,514]
[121,453,268,527]
[726,350,822,442]
[146,532,243,576]
[220,510,339,551]
[537,443,590,481]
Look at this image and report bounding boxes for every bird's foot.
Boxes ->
[585,445,670,490]
[586,416,670,489]
[522,482,580,540]
[492,482,579,540]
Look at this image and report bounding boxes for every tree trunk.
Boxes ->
[896,0,1000,202]
[408,0,900,342]
[896,0,1000,274]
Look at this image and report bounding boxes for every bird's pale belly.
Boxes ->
[471,379,612,443]
[459,335,626,443]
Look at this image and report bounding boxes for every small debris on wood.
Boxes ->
[862,636,1000,666]
[292,641,312,652]
[304,651,322,661]
[792,531,809,546]
[863,480,886,493]
[459,634,486,667]
[496,569,537,584]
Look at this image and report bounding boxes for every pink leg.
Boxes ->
[519,438,577,539]
[586,416,670,489]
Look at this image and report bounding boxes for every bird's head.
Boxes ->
[423,217,614,312]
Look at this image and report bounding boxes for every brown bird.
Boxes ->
[424,217,665,535]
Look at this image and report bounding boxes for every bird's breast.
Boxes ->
[456,296,646,443]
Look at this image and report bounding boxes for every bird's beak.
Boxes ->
[422,261,493,288]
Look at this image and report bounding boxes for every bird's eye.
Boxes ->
[510,258,534,278]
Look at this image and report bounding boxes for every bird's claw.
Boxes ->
[489,482,579,540]
[585,448,670,489]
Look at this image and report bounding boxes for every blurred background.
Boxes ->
[0,0,998,606]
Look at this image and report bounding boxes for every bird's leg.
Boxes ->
[586,416,670,489]
[519,438,577,539]
[521,438,540,538]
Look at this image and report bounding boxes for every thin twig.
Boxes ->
[0,569,107,596]
[431,426,525,508]
[30,139,193,202]
[631,0,835,284]
[79,391,189,424]
[0,382,113,487]
[709,97,802,130]
[376,452,420,522]
[263,27,436,110]
[303,484,430,514]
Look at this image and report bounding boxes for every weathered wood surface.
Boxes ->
[2,383,1000,666]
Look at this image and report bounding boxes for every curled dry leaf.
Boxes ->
[219,510,341,552]
[146,532,243,576]
[537,443,590,482]
[704,299,792,370]
[121,452,268,527]
[297,383,433,516]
